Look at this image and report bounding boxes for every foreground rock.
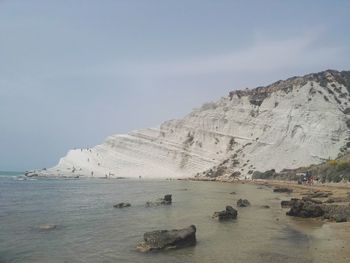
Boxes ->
[136,225,196,252]
[237,199,251,207]
[113,202,131,208]
[286,199,324,218]
[145,194,172,207]
[212,206,238,220]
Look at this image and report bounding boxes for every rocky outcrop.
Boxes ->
[212,206,238,220]
[286,199,325,218]
[30,70,350,179]
[286,198,350,222]
[136,225,196,252]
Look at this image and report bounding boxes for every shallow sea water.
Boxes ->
[0,174,348,263]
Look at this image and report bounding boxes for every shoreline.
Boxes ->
[186,177,350,199]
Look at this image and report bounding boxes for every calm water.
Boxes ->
[0,174,348,263]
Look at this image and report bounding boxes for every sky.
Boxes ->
[0,0,350,171]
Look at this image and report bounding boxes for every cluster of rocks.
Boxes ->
[112,193,197,253]
[281,197,350,222]
[137,195,254,252]
[113,194,172,209]
[145,194,172,207]
[212,197,252,221]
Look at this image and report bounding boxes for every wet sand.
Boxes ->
[250,179,350,262]
[251,179,350,200]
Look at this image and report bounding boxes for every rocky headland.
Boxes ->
[26,70,350,181]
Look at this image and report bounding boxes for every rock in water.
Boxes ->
[286,199,324,218]
[213,206,238,220]
[113,202,131,208]
[161,194,172,205]
[273,188,293,193]
[136,225,196,252]
[145,194,172,207]
[237,199,251,207]
[38,224,58,231]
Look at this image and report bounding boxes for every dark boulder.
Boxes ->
[212,206,238,220]
[38,224,59,231]
[273,187,293,193]
[113,202,131,208]
[237,199,251,207]
[286,199,324,218]
[136,225,196,252]
[161,194,172,205]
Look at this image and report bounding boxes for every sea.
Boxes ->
[0,171,348,263]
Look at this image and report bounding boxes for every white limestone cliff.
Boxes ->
[30,70,350,179]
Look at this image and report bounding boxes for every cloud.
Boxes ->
[106,31,346,78]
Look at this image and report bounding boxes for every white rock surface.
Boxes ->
[31,70,350,179]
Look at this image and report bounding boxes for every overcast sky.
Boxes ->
[1,0,350,171]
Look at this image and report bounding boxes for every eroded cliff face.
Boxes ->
[32,70,350,179]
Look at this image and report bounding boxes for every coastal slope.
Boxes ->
[31,70,350,179]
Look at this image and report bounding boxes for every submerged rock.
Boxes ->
[261,205,270,209]
[113,202,131,208]
[286,199,324,218]
[136,225,196,252]
[212,206,238,220]
[273,187,293,193]
[237,199,251,207]
[38,224,58,231]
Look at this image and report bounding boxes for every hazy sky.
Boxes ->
[1,0,350,170]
